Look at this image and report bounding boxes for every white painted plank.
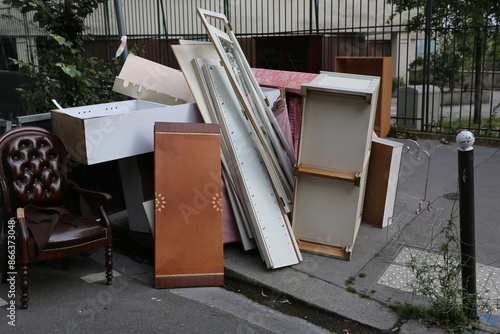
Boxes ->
[203,63,301,268]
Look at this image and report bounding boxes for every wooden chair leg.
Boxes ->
[105,246,113,285]
[20,262,29,309]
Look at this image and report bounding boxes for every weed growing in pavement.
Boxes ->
[388,124,419,140]
[346,286,357,294]
[390,214,500,333]
[345,276,356,286]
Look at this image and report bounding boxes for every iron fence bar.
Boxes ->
[449,28,458,129]
[487,7,499,133]
[2,0,499,136]
[309,0,312,33]
[102,1,114,72]
[421,0,432,132]
[314,0,319,34]
[158,0,169,65]
[309,0,319,34]
[156,0,161,62]
[21,12,35,64]
[367,1,377,56]
[392,0,404,126]
[383,0,389,56]
[473,0,483,130]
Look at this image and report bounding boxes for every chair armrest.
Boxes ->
[16,208,31,264]
[69,185,112,206]
[69,185,113,231]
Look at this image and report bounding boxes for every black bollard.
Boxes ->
[456,130,477,320]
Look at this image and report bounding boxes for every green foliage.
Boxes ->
[12,34,122,115]
[346,286,357,294]
[5,1,123,115]
[387,0,500,35]
[4,0,107,48]
[359,292,370,299]
[345,276,356,286]
[388,124,419,140]
[391,216,498,332]
[387,0,500,123]
[392,76,405,93]
[409,33,472,91]
[389,302,427,319]
[432,107,500,139]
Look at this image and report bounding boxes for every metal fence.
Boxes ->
[1,0,499,137]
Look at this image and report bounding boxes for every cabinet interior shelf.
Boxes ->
[295,165,361,186]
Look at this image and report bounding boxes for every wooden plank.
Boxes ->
[191,57,257,248]
[296,165,359,183]
[171,44,220,123]
[362,137,403,228]
[172,45,256,249]
[154,122,224,288]
[202,63,302,269]
[293,174,362,250]
[296,240,351,261]
[335,57,394,137]
[298,92,373,174]
[197,8,295,205]
[198,9,297,168]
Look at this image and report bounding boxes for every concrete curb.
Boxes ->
[223,244,400,332]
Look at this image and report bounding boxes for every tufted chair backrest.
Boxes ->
[0,127,67,216]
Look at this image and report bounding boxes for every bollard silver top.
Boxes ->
[456,130,475,151]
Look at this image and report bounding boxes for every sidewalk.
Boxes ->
[1,138,499,333]
[113,137,500,333]
[224,137,500,333]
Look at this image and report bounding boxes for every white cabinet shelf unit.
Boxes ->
[292,72,380,260]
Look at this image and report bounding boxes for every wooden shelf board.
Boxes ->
[295,165,360,184]
[296,239,351,261]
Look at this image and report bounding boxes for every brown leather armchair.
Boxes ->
[0,126,113,309]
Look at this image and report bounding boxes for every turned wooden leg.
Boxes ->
[105,246,113,285]
[20,262,29,309]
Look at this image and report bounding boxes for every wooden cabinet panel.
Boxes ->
[292,72,379,260]
[154,122,224,288]
[293,174,362,247]
[299,92,374,174]
[362,137,403,228]
[335,57,393,137]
